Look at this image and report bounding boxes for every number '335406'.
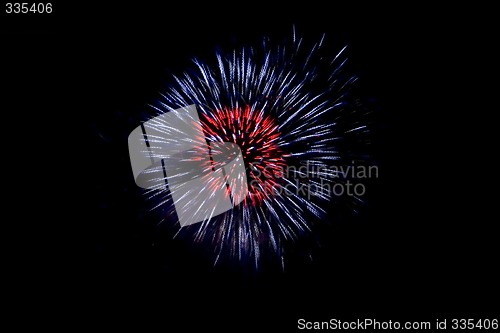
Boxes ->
[5,3,52,14]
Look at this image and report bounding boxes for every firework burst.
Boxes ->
[134,28,372,269]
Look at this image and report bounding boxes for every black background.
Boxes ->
[2,2,498,330]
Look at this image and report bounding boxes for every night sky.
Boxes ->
[3,2,497,330]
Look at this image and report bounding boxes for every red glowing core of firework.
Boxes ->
[201,105,288,204]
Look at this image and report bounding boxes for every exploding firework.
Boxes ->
[131,28,372,269]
